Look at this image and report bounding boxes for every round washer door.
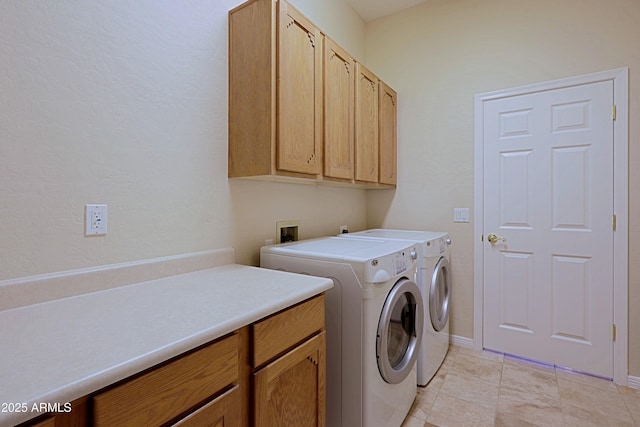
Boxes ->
[430,256,451,332]
[376,278,424,384]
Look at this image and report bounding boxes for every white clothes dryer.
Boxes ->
[338,229,452,386]
[261,237,423,427]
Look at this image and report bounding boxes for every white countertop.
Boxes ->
[0,264,333,426]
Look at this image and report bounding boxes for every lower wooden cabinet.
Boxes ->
[20,295,326,427]
[172,385,241,427]
[252,294,326,427]
[93,334,239,427]
[254,332,326,427]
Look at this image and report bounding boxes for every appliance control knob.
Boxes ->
[445,237,452,245]
[410,250,418,260]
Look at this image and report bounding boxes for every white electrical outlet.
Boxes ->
[85,204,108,235]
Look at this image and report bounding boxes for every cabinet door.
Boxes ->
[172,386,241,427]
[323,38,354,180]
[254,332,326,427]
[277,1,322,175]
[379,81,397,185]
[354,63,379,183]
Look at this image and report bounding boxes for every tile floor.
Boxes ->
[402,345,640,426]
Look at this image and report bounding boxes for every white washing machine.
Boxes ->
[338,229,451,386]
[261,237,423,427]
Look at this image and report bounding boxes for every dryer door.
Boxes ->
[430,256,451,332]
[376,278,424,384]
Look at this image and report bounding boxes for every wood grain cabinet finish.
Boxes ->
[354,63,380,183]
[379,81,398,186]
[229,0,396,188]
[93,334,238,427]
[229,0,322,179]
[24,417,55,427]
[323,38,354,181]
[253,294,325,367]
[171,385,241,427]
[252,295,326,427]
[254,332,326,427]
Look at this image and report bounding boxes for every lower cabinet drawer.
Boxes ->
[172,385,241,427]
[93,333,238,427]
[253,294,325,367]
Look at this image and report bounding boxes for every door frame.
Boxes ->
[473,68,629,385]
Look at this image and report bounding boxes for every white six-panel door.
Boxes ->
[482,80,614,378]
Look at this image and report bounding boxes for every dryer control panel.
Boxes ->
[425,235,452,257]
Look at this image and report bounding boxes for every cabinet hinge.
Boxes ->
[612,104,617,121]
[612,214,617,231]
[612,324,617,341]
[481,234,484,242]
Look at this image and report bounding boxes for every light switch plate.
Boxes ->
[85,204,108,235]
[454,208,470,223]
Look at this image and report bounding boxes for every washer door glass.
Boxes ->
[376,278,424,384]
[430,256,451,332]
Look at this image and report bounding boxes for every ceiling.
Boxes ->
[343,0,428,22]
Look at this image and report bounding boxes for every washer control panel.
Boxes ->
[365,246,417,283]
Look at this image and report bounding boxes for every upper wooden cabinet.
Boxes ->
[354,64,398,186]
[229,0,396,188]
[229,0,322,179]
[379,81,397,186]
[323,38,354,181]
[354,63,379,183]
[277,2,323,175]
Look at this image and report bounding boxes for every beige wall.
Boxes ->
[3,0,636,379]
[364,0,639,376]
[0,0,368,280]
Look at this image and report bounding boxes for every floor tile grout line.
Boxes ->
[405,344,640,426]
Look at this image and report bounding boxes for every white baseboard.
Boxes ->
[0,248,235,311]
[451,334,474,349]
[628,375,640,390]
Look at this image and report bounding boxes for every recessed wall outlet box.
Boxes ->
[276,220,300,244]
[454,208,470,223]
[85,204,108,235]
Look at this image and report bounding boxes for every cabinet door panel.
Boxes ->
[254,332,326,427]
[172,386,241,427]
[278,2,322,175]
[355,64,379,183]
[379,81,397,185]
[324,38,354,180]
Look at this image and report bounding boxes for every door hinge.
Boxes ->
[612,324,617,341]
[612,104,617,121]
[612,214,617,231]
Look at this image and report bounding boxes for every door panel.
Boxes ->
[379,82,397,185]
[277,2,322,175]
[324,38,354,180]
[483,80,614,377]
[354,63,379,183]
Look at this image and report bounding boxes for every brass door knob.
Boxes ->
[487,233,507,244]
